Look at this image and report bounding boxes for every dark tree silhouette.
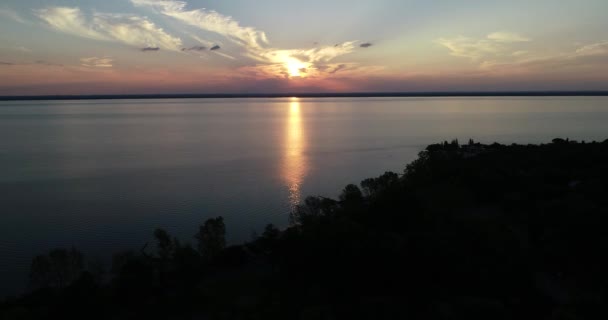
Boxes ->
[154,228,179,259]
[339,184,363,203]
[195,217,226,261]
[29,248,84,289]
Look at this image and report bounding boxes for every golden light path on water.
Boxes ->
[283,97,308,207]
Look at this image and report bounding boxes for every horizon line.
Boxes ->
[1,91,608,101]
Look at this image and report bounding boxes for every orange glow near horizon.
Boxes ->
[283,97,307,206]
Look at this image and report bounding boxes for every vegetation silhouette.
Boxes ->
[3,138,608,319]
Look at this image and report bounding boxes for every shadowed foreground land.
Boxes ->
[3,139,608,319]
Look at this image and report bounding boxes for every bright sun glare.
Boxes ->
[286,58,308,78]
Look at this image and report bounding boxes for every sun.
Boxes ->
[286,58,308,78]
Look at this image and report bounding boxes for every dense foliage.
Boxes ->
[3,139,608,319]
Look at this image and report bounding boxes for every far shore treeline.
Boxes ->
[1,91,608,101]
[3,138,608,319]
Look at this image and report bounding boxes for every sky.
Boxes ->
[0,0,607,95]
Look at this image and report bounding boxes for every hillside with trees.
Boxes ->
[3,139,608,319]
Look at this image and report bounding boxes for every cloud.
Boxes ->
[189,34,214,47]
[237,62,383,83]
[329,64,347,74]
[437,32,531,61]
[212,51,237,60]
[260,42,357,65]
[241,42,360,79]
[131,0,268,51]
[575,41,608,56]
[35,7,183,51]
[141,47,160,52]
[0,8,27,23]
[468,40,608,75]
[35,7,108,40]
[0,60,65,67]
[437,36,503,60]
[512,50,529,57]
[14,46,32,53]
[360,42,373,48]
[435,32,608,75]
[80,57,113,68]
[531,41,608,68]
[93,13,182,51]
[487,32,531,43]
[35,60,64,67]
[182,46,207,51]
[131,0,359,79]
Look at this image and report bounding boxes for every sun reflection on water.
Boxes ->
[283,98,308,207]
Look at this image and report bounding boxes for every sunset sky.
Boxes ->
[1,0,607,95]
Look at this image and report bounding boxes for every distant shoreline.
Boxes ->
[1,91,608,101]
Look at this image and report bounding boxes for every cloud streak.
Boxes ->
[437,32,532,61]
[438,32,608,76]
[35,7,183,51]
[131,0,268,51]
[576,41,608,56]
[94,13,182,51]
[487,32,531,43]
[35,7,108,40]
[80,57,114,68]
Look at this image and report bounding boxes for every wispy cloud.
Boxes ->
[437,32,531,61]
[435,32,608,75]
[329,64,348,74]
[94,13,182,51]
[212,51,237,60]
[522,41,608,70]
[189,34,214,47]
[80,57,114,68]
[35,7,183,51]
[0,61,15,66]
[454,39,608,75]
[14,46,32,53]
[131,0,268,51]
[437,37,502,60]
[487,32,531,43]
[35,7,108,40]
[575,41,608,56]
[0,8,27,24]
